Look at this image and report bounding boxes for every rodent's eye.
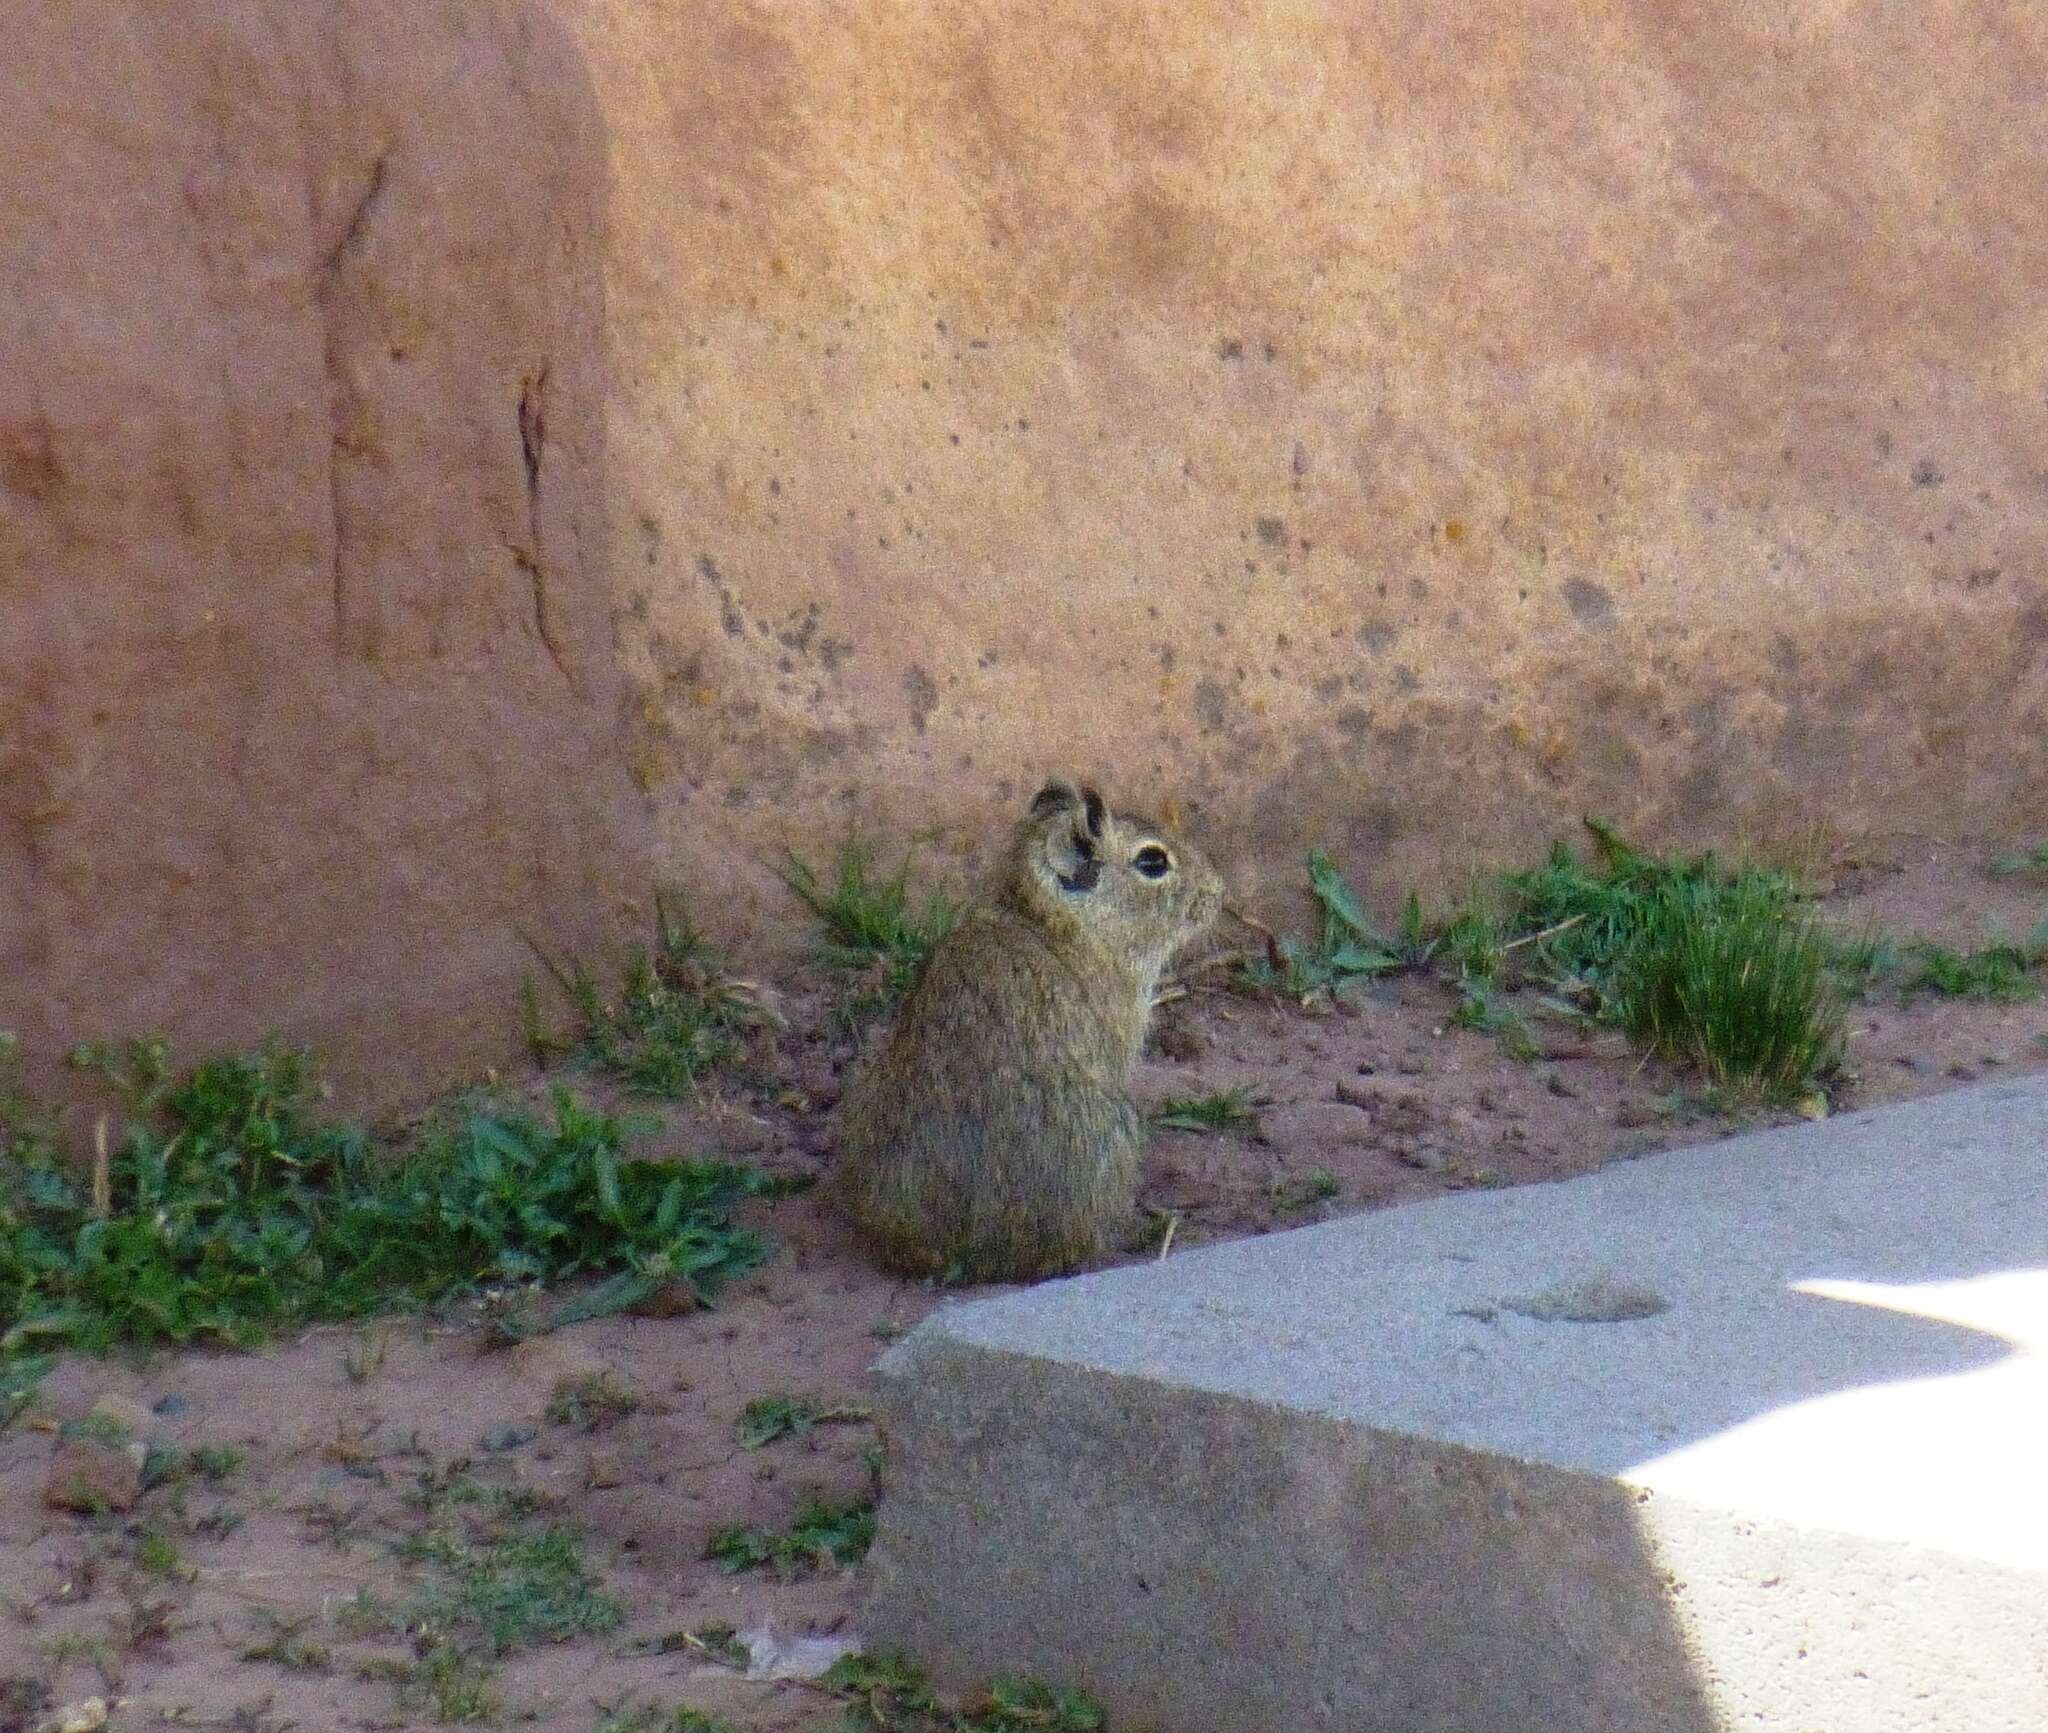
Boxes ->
[1132,843,1173,880]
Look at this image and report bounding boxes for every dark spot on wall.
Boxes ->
[1674,760,1725,816]
[1875,431,1894,457]
[1770,634,1802,674]
[720,594,746,638]
[1255,516,1287,548]
[1408,579,1430,601]
[1192,679,1231,733]
[819,639,853,673]
[1335,705,1374,737]
[1312,675,1344,701]
[1393,665,1422,693]
[1158,644,1177,672]
[1378,722,1421,755]
[903,664,939,733]
[1349,801,1407,849]
[1217,337,1243,361]
[777,604,822,653]
[1964,567,2001,589]
[1911,458,1943,487]
[695,553,722,586]
[1358,623,1398,654]
[1562,579,1616,629]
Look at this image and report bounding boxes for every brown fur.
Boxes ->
[833,778,1225,1282]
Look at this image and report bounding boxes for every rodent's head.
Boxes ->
[998,778,1226,983]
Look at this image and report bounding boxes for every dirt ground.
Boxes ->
[2,837,2043,1733]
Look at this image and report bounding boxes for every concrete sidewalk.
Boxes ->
[867,1075,2048,1731]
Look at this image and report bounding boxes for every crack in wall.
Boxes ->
[316,149,389,654]
[517,364,574,687]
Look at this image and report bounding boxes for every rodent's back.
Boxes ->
[840,904,1146,1136]
[833,906,1151,1280]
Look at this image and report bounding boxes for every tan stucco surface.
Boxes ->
[5,1,2045,1106]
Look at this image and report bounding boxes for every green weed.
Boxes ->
[1,1041,777,1358]
[334,1589,401,1638]
[342,1329,389,1385]
[594,1705,740,1733]
[780,836,959,1023]
[1151,1087,1262,1134]
[1902,937,2042,1002]
[239,1610,331,1672]
[133,1530,193,1582]
[818,1653,1105,1733]
[188,1444,247,1482]
[358,1644,501,1726]
[1440,905,1507,984]
[524,892,779,1099]
[1990,840,2048,877]
[1269,1168,1339,1213]
[401,1524,621,1657]
[1236,850,1402,1003]
[734,1393,871,1450]
[624,1621,750,1667]
[1448,984,1540,1061]
[706,1491,876,1578]
[1820,923,1901,998]
[545,1371,642,1432]
[0,1350,51,1433]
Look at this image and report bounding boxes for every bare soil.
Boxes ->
[3,838,2042,1733]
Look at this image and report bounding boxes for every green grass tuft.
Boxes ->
[1614,876,1843,1101]
[524,892,779,1099]
[1151,1087,1262,1134]
[706,1491,876,1578]
[402,1524,622,1658]
[818,1652,1105,1733]
[1269,1168,1339,1213]
[1247,822,1846,1100]
[545,1371,642,1432]
[1902,935,2044,1002]
[734,1393,871,1450]
[1990,840,2048,878]
[780,836,959,1023]
[1495,820,1804,996]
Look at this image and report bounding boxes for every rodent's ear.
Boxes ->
[1043,817,1102,895]
[1079,785,1106,840]
[1029,779,1081,821]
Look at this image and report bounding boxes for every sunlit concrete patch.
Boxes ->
[869,1077,2048,1733]
[1630,1269,2048,1570]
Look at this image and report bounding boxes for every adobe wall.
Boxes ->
[0,3,649,1108]
[5,1,2043,1107]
